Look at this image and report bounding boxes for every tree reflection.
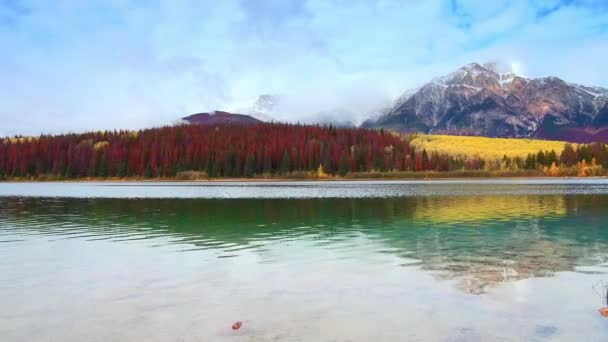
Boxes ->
[2,195,607,294]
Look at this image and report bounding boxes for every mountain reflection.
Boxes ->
[1,195,607,294]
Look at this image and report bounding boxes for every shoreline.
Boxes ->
[2,175,607,183]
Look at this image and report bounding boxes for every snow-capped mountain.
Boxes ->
[363,62,608,142]
[245,94,363,126]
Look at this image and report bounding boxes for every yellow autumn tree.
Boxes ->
[316,164,329,178]
[410,134,571,160]
[588,158,604,176]
[577,160,589,177]
[93,141,109,151]
[548,162,560,177]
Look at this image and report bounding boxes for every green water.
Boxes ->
[1,180,608,341]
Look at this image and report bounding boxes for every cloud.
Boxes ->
[0,0,607,136]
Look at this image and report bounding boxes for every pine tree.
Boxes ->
[422,149,429,170]
[338,154,349,176]
[280,150,291,175]
[536,151,545,166]
[263,151,272,174]
[560,144,577,166]
[244,153,256,178]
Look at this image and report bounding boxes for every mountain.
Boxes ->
[360,88,418,128]
[247,94,279,122]
[363,62,608,143]
[242,94,366,127]
[182,111,263,126]
[246,94,359,126]
[302,108,357,127]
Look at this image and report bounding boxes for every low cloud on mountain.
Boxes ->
[1,0,607,135]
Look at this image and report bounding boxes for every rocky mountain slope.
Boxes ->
[363,63,608,143]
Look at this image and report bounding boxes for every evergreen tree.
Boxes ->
[263,151,272,174]
[144,165,153,178]
[524,154,536,169]
[536,151,546,166]
[560,144,577,166]
[338,154,349,176]
[244,153,256,178]
[422,149,429,170]
[280,150,291,175]
[116,162,127,178]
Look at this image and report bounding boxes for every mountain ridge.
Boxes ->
[363,62,608,143]
[181,111,263,126]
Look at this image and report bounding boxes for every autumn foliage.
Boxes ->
[0,123,606,180]
[0,123,415,179]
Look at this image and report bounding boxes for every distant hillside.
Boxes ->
[182,111,263,125]
[364,62,608,143]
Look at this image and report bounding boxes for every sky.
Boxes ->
[1,0,607,136]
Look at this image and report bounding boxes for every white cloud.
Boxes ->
[0,0,606,136]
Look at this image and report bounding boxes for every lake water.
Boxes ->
[1,179,608,341]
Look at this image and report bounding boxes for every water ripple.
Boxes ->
[1,190,608,295]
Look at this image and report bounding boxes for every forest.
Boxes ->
[0,123,607,180]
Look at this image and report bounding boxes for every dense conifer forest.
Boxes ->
[0,123,607,180]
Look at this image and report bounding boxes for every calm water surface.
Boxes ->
[1,179,608,341]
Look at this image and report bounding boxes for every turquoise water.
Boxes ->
[1,180,608,341]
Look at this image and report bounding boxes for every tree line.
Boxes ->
[0,123,606,179]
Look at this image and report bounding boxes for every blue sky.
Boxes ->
[1,0,607,135]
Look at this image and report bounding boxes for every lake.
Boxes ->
[1,179,608,341]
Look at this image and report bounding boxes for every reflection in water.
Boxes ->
[2,195,608,294]
[412,195,567,223]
